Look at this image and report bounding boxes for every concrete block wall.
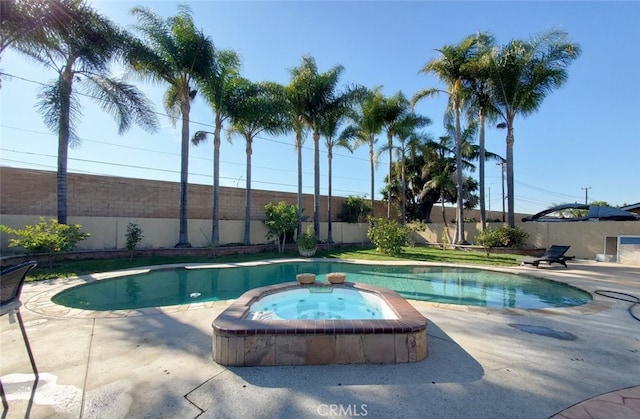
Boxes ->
[0,167,393,221]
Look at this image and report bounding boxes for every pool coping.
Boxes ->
[23,258,606,319]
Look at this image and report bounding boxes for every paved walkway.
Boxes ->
[1,260,639,418]
[550,385,640,418]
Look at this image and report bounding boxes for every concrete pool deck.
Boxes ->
[1,260,639,418]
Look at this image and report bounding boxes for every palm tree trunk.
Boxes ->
[313,129,320,238]
[369,136,375,217]
[506,117,515,227]
[478,107,486,230]
[296,130,303,238]
[454,104,465,244]
[244,135,252,245]
[387,132,393,218]
[441,189,452,244]
[57,68,73,224]
[212,116,222,245]
[176,100,191,248]
[401,153,406,224]
[327,147,333,243]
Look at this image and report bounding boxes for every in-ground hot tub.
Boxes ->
[212,281,428,366]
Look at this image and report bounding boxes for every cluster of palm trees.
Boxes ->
[1,1,581,247]
[412,32,581,243]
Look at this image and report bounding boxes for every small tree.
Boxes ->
[125,222,144,261]
[338,196,371,223]
[264,202,299,253]
[367,217,411,256]
[0,217,90,267]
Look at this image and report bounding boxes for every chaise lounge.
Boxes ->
[521,245,574,268]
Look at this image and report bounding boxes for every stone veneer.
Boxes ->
[212,282,428,366]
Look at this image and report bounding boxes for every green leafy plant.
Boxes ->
[296,225,317,251]
[441,226,451,249]
[125,222,144,260]
[366,217,411,256]
[264,202,299,253]
[475,226,529,257]
[337,196,371,223]
[0,217,90,267]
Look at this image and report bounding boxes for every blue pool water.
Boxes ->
[248,288,399,320]
[51,262,592,311]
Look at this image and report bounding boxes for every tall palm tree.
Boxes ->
[489,30,580,227]
[319,106,356,243]
[413,36,479,244]
[288,56,352,238]
[285,68,310,239]
[13,0,158,224]
[194,49,241,246]
[388,113,431,222]
[126,5,215,247]
[462,32,497,230]
[380,91,410,218]
[349,86,387,216]
[226,79,289,245]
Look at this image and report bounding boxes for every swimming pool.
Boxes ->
[51,261,592,311]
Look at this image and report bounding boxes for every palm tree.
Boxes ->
[194,49,241,246]
[349,86,387,216]
[319,106,356,243]
[489,30,581,226]
[288,56,352,238]
[462,32,497,230]
[380,91,411,218]
[389,113,431,222]
[285,67,310,239]
[226,79,289,245]
[13,0,158,224]
[126,5,215,247]
[413,36,480,244]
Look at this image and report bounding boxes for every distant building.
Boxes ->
[621,203,640,215]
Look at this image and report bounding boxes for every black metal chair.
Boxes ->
[0,261,39,412]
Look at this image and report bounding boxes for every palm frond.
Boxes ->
[83,74,159,134]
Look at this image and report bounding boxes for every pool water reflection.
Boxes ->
[52,261,592,311]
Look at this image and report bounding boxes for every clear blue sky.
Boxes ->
[1,1,639,216]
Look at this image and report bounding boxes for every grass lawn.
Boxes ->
[25,245,521,282]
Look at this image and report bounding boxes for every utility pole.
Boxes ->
[581,186,591,205]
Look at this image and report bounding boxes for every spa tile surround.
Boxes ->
[212,282,428,366]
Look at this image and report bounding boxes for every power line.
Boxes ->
[0,152,370,196]
[0,73,380,164]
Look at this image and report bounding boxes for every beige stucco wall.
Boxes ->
[0,215,371,251]
[413,221,640,263]
[2,214,639,264]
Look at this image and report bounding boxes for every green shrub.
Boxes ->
[338,196,371,223]
[0,217,90,266]
[264,202,299,253]
[475,226,529,257]
[125,222,144,260]
[367,217,411,256]
[296,225,317,250]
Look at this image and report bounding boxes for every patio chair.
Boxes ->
[521,245,574,268]
[0,260,39,411]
